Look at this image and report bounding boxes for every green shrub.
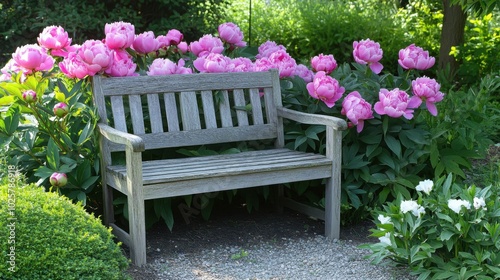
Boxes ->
[0,0,229,65]
[0,183,129,280]
[362,174,500,279]
[451,13,500,87]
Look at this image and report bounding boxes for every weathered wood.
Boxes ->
[92,69,347,267]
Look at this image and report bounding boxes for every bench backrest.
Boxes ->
[92,70,284,155]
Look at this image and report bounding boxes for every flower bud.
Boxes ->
[53,102,69,118]
[50,172,67,187]
[22,90,37,103]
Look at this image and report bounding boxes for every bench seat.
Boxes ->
[106,149,332,199]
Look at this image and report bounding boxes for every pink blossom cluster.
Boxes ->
[1,21,444,134]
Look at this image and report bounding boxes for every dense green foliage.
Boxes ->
[363,174,500,279]
[0,72,100,206]
[0,0,229,65]
[0,182,129,279]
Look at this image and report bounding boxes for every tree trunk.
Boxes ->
[439,0,468,77]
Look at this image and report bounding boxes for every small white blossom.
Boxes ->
[473,197,486,210]
[448,199,471,214]
[377,214,393,225]
[400,200,425,217]
[378,232,391,246]
[415,179,433,195]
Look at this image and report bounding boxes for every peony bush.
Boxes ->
[362,174,500,279]
[0,21,454,220]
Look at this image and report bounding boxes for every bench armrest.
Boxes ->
[97,123,145,152]
[277,107,347,130]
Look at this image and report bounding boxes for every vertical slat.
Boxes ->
[266,70,283,148]
[147,94,163,133]
[180,91,201,130]
[164,93,180,132]
[129,95,145,134]
[219,90,233,127]
[92,76,108,124]
[110,96,127,132]
[249,88,264,125]
[233,89,249,126]
[325,127,342,240]
[201,90,217,129]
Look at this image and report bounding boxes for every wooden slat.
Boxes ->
[147,94,163,133]
[201,90,217,129]
[129,95,145,134]
[219,90,233,127]
[163,93,180,132]
[97,71,275,96]
[107,124,278,152]
[233,89,249,126]
[180,91,201,130]
[110,96,127,132]
[249,88,264,125]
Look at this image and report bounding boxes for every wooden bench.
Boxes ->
[92,69,347,266]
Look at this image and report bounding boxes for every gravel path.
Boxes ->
[126,206,416,280]
[148,236,415,280]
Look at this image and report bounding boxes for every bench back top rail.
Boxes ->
[92,70,283,152]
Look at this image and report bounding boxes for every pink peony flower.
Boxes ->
[105,49,138,77]
[341,91,374,132]
[78,40,114,76]
[306,71,345,108]
[193,53,231,73]
[12,44,54,74]
[0,59,23,81]
[37,25,72,50]
[177,42,189,54]
[411,77,444,116]
[294,64,314,83]
[158,29,184,49]
[218,22,246,47]
[59,51,91,79]
[51,44,80,58]
[104,21,135,49]
[374,88,420,119]
[230,57,255,72]
[189,34,224,57]
[22,90,38,103]
[147,58,192,75]
[53,102,69,118]
[165,29,184,46]
[50,172,67,187]
[132,31,160,54]
[398,44,435,70]
[311,54,337,75]
[267,50,297,78]
[256,41,286,59]
[352,39,383,74]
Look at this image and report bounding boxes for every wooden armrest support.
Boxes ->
[277,107,347,131]
[97,123,145,152]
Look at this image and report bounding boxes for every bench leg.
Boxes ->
[275,185,284,214]
[127,194,146,266]
[324,177,340,240]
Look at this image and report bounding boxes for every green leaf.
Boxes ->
[46,138,60,170]
[77,122,92,146]
[439,230,455,241]
[34,166,55,180]
[384,135,401,158]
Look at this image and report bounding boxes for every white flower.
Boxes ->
[473,197,486,210]
[415,179,433,195]
[448,199,471,214]
[400,200,425,217]
[378,232,391,246]
[377,214,393,225]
